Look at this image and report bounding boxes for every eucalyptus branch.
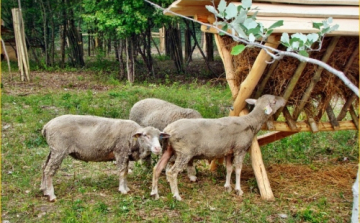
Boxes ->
[145,0,359,97]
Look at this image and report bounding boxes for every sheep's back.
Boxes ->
[129,98,202,130]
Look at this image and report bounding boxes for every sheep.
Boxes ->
[150,94,286,201]
[40,114,169,201]
[129,98,202,131]
[129,98,202,181]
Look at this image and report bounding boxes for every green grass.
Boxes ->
[1,65,358,222]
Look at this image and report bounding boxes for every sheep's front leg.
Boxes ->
[151,147,173,199]
[233,151,247,196]
[116,154,130,194]
[166,154,191,201]
[224,154,233,192]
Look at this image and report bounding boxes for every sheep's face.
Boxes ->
[246,94,286,116]
[133,127,170,158]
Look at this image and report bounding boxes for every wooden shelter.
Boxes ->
[164,0,359,200]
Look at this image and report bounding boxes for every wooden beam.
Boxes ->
[229,35,280,116]
[240,109,275,201]
[349,105,359,129]
[251,0,358,5]
[214,34,239,99]
[257,131,297,146]
[260,120,357,131]
[325,105,340,130]
[255,60,280,99]
[282,107,298,131]
[292,36,340,120]
[201,18,359,36]
[274,61,307,119]
[232,2,359,19]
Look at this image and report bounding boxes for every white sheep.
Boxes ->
[129,98,202,181]
[40,114,169,201]
[151,94,286,200]
[129,98,202,131]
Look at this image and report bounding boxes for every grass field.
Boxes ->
[1,62,358,222]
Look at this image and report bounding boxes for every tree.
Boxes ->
[82,0,173,82]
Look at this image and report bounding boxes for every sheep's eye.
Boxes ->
[272,100,276,105]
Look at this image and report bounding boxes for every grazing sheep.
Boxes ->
[151,94,286,200]
[40,114,169,201]
[129,98,202,180]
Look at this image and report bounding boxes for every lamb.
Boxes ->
[129,98,202,180]
[151,94,286,200]
[40,114,169,201]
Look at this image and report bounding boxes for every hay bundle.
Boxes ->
[221,36,359,118]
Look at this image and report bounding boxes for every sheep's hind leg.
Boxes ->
[186,159,197,182]
[166,154,191,201]
[40,152,52,191]
[151,147,173,199]
[224,154,233,193]
[234,151,247,196]
[42,150,67,201]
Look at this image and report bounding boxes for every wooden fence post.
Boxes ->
[11,8,30,81]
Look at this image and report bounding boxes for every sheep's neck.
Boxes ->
[242,106,270,133]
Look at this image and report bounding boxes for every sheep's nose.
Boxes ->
[152,146,161,155]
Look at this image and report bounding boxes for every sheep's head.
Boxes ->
[133,127,170,159]
[245,94,286,116]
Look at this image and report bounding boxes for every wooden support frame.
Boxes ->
[292,36,340,119]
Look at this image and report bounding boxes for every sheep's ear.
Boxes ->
[264,105,273,115]
[245,99,257,105]
[133,132,143,139]
[160,132,170,140]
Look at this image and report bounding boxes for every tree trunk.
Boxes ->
[39,0,49,66]
[165,24,183,73]
[184,28,191,62]
[126,36,135,83]
[60,0,67,68]
[67,10,85,67]
[117,39,126,80]
[205,33,214,62]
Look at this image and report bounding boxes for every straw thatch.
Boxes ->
[222,35,359,119]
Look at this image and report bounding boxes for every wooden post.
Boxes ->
[159,27,165,54]
[214,34,239,99]
[229,35,280,117]
[11,8,30,81]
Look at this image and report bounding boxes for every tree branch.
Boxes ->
[145,0,359,97]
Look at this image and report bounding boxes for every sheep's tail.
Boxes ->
[41,124,48,138]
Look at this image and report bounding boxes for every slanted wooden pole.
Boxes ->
[229,35,280,117]
[214,34,239,99]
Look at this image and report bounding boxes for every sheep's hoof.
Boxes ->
[235,189,243,196]
[189,175,197,182]
[224,186,232,193]
[173,194,182,201]
[150,192,159,200]
[119,189,128,194]
[48,196,57,202]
